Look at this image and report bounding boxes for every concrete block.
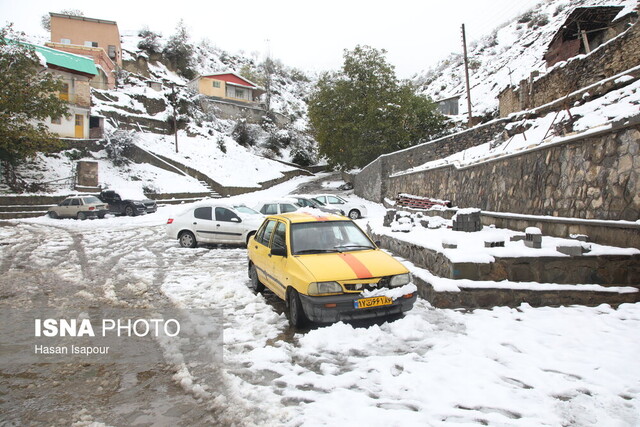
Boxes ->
[556,245,583,256]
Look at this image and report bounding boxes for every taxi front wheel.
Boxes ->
[249,264,265,293]
[287,289,308,327]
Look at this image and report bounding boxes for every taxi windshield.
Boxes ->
[291,221,375,255]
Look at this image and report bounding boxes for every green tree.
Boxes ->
[0,25,68,164]
[308,45,444,169]
[163,20,195,80]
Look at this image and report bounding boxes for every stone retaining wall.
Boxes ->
[354,119,510,201]
[384,120,640,222]
[499,22,640,116]
[369,227,640,285]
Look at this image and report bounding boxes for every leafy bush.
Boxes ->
[231,120,257,147]
[138,27,162,54]
[104,130,135,166]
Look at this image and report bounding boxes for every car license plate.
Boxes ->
[354,296,393,309]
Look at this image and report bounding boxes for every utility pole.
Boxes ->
[170,84,179,153]
[461,24,473,128]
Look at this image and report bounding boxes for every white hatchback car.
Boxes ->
[312,194,368,219]
[254,198,302,215]
[166,203,263,248]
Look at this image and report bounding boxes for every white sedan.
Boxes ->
[311,194,368,219]
[166,203,263,248]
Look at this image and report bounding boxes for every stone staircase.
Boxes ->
[198,181,222,199]
[369,226,640,309]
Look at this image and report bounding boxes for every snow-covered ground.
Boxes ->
[135,131,298,188]
[3,175,639,426]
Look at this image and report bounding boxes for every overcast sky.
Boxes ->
[1,0,538,78]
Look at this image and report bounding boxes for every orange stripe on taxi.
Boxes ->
[340,253,372,279]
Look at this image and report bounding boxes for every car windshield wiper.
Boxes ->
[295,249,341,254]
[333,245,375,251]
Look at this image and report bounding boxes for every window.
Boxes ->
[84,41,98,48]
[61,199,71,206]
[60,38,71,44]
[257,220,276,246]
[212,81,221,88]
[235,88,245,99]
[327,196,344,204]
[75,115,83,126]
[280,204,297,213]
[59,83,69,101]
[215,207,239,222]
[82,197,101,204]
[51,117,62,125]
[272,222,286,250]
[70,199,80,206]
[108,45,116,60]
[194,207,212,220]
[261,204,278,215]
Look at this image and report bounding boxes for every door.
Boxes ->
[192,207,216,243]
[251,219,277,290]
[214,207,243,243]
[57,198,72,217]
[265,221,289,299]
[74,114,84,138]
[70,198,81,217]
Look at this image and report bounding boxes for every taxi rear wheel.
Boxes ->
[287,289,307,328]
[248,264,265,293]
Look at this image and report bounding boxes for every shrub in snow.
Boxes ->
[231,119,257,147]
[137,27,162,55]
[105,130,136,166]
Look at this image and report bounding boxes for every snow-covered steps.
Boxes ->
[198,181,222,199]
[410,265,640,309]
[392,255,640,309]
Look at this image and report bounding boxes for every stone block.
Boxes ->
[383,209,396,227]
[556,245,583,256]
[453,209,482,232]
[524,227,542,249]
[76,160,99,187]
[485,240,505,248]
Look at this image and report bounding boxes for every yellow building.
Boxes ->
[187,73,265,103]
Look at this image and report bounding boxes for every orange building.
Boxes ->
[48,12,122,89]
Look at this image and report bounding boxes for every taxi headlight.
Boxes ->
[389,273,411,287]
[308,281,343,295]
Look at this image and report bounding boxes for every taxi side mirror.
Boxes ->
[271,246,287,257]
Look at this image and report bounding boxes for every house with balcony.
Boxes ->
[46,12,122,89]
[187,73,265,104]
[29,43,102,139]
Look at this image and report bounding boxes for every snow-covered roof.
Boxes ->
[194,72,259,89]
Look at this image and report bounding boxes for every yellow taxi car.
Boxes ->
[247,211,417,326]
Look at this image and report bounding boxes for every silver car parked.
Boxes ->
[47,196,108,220]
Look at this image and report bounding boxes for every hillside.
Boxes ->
[6,28,320,195]
[413,0,637,120]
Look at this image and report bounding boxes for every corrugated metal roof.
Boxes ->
[20,41,98,76]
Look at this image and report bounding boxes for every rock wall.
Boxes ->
[354,119,510,201]
[384,120,640,222]
[499,22,640,117]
